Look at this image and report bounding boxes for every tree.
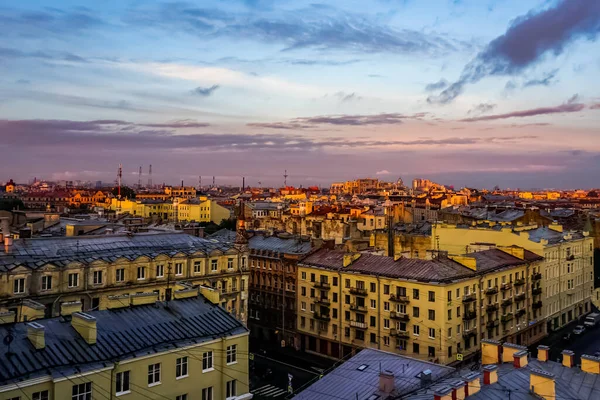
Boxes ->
[112,186,136,199]
[588,190,599,198]
[0,199,25,211]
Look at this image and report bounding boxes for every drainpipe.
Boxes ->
[377,275,381,350]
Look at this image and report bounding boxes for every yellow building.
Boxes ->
[165,185,197,199]
[432,222,595,330]
[0,232,249,324]
[296,247,544,365]
[0,295,251,400]
[109,198,176,220]
[178,198,231,224]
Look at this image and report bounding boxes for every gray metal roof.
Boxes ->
[208,229,312,255]
[293,348,455,400]
[0,296,247,386]
[0,232,238,271]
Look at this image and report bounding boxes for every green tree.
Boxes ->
[0,199,25,211]
[112,186,136,199]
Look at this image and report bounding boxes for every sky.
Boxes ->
[1,0,600,189]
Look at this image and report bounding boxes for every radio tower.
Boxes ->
[117,164,122,199]
[212,176,215,188]
[147,164,152,188]
[138,166,142,189]
[198,176,202,191]
[283,170,288,187]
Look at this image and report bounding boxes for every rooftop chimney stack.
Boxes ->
[433,386,453,400]
[581,354,600,375]
[537,345,549,362]
[530,369,555,400]
[27,322,45,350]
[503,343,527,363]
[513,350,528,368]
[463,372,480,397]
[483,365,498,385]
[481,339,501,365]
[71,312,97,345]
[562,350,574,368]
[450,380,466,400]
[378,370,395,394]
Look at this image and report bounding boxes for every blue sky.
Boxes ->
[1,0,599,189]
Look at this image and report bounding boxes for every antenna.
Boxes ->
[198,176,202,191]
[284,170,288,187]
[138,166,142,189]
[147,164,152,188]
[117,164,122,199]
[212,176,215,188]
[242,176,245,191]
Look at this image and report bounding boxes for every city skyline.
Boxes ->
[1,0,600,188]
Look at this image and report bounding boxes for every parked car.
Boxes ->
[584,313,600,328]
[573,325,586,335]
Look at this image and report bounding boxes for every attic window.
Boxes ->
[357,364,369,371]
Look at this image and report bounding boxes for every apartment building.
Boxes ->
[296,248,544,365]
[0,232,249,324]
[0,294,251,400]
[177,198,231,224]
[432,222,595,331]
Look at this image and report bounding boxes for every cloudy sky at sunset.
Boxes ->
[1,0,599,189]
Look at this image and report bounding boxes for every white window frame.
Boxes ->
[32,391,49,400]
[194,261,202,273]
[14,278,25,294]
[68,273,79,288]
[41,275,52,291]
[176,395,188,400]
[429,328,436,339]
[202,387,213,400]
[211,259,218,272]
[176,356,189,379]
[116,370,130,396]
[175,263,183,276]
[71,382,92,400]
[202,351,214,372]
[137,266,146,281]
[156,264,164,278]
[227,258,234,270]
[226,380,237,399]
[226,344,237,365]
[93,270,103,285]
[148,363,161,387]
[115,268,125,282]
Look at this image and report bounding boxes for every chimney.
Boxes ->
[537,345,549,362]
[562,350,574,368]
[513,350,528,368]
[60,301,82,316]
[433,386,453,400]
[581,354,600,374]
[530,369,555,400]
[27,322,45,350]
[462,372,480,397]
[0,311,16,325]
[343,252,361,267]
[378,370,394,394]
[71,312,97,344]
[502,342,527,363]
[481,339,501,365]
[483,365,498,385]
[450,380,466,400]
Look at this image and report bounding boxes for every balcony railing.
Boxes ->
[515,293,526,302]
[532,301,543,310]
[350,304,367,313]
[486,303,499,313]
[314,312,331,321]
[501,282,512,291]
[349,287,368,296]
[486,319,499,329]
[514,278,525,287]
[389,294,410,303]
[462,293,476,302]
[314,282,331,290]
[462,327,477,339]
[515,309,526,318]
[485,286,498,295]
[350,320,368,329]
[532,287,542,296]
[463,311,477,320]
[501,313,514,324]
[390,311,410,321]
[532,272,542,281]
[390,329,410,339]
[566,254,575,261]
[314,297,331,306]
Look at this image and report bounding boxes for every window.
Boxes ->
[448,327,452,338]
[227,258,234,270]
[448,309,452,320]
[370,333,377,343]
[333,293,338,303]
[301,286,306,296]
[370,316,376,327]
[345,311,350,320]
[384,285,390,295]
[72,382,92,400]
[68,273,79,288]
[176,356,188,379]
[211,260,218,271]
[413,343,420,354]
[93,270,103,285]
[203,351,214,371]
[227,344,237,364]
[156,264,164,278]
[333,276,338,286]
[384,319,390,329]
[413,325,420,335]
[311,273,316,282]
[428,291,435,302]
[226,380,237,398]
[413,307,420,317]
[33,391,49,400]
[345,279,350,288]
[194,261,202,273]
[428,346,436,357]
[41,275,52,291]
[413,289,419,299]
[345,295,350,304]
[301,301,306,311]
[384,301,390,311]
[176,395,188,400]
[447,291,452,301]
[202,387,213,400]
[175,263,183,276]
[137,266,146,280]
[370,299,377,308]
[429,328,436,338]
[301,271,306,280]
[115,268,125,282]
[310,303,315,312]
[370,282,376,293]
[384,336,390,346]
[116,371,130,395]
[428,309,435,321]
[148,363,161,386]
[333,308,338,318]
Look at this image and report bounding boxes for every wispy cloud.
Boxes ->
[376,170,391,175]
[461,102,586,122]
[333,92,362,102]
[424,79,448,92]
[428,0,600,104]
[191,85,220,96]
[248,112,429,129]
[468,103,497,115]
[522,69,559,88]
[0,7,103,38]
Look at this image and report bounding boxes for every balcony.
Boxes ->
[532,287,542,296]
[501,282,512,291]
[390,329,410,339]
[314,312,331,321]
[462,327,477,339]
[390,311,410,321]
[515,293,526,302]
[463,310,477,321]
[486,319,499,329]
[314,297,331,306]
[349,287,368,296]
[532,272,542,281]
[350,304,367,313]
[501,313,514,324]
[515,309,526,318]
[514,278,525,287]
[462,292,476,303]
[501,299,513,308]
[350,320,368,330]
[485,286,498,296]
[314,281,331,290]
[566,254,575,261]
[486,303,499,313]
[532,301,543,310]
[389,294,410,303]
